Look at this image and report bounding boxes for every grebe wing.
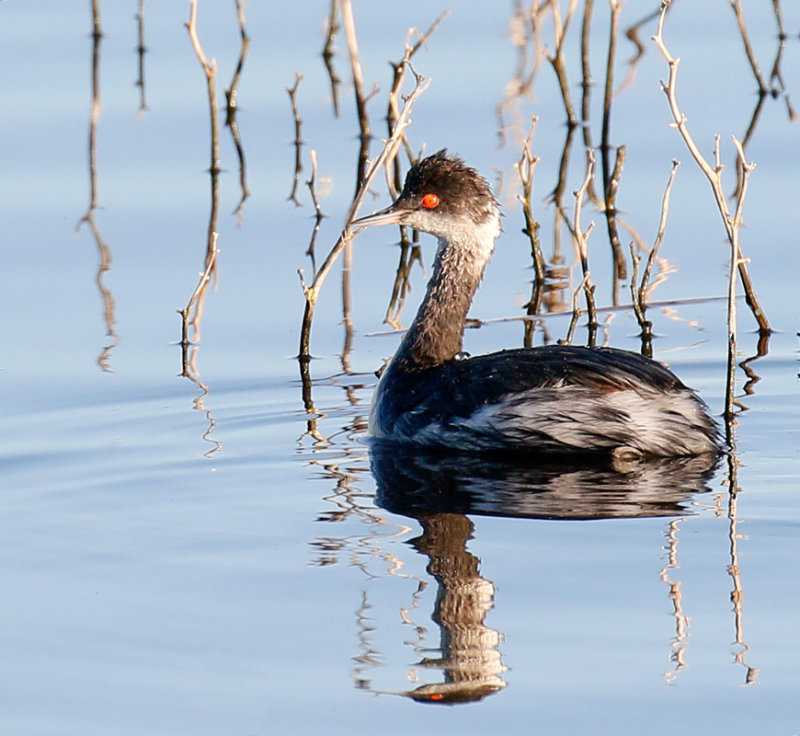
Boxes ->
[446,345,687,400]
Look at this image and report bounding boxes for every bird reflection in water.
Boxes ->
[401,512,506,704]
[366,444,719,703]
[372,443,720,521]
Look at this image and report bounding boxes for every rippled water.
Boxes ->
[3,2,800,734]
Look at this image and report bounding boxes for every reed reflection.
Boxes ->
[78,0,119,372]
[365,444,720,701]
[179,0,254,457]
[135,0,148,115]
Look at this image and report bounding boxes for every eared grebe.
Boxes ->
[354,150,720,458]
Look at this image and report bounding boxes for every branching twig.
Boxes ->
[304,149,325,275]
[562,273,591,346]
[516,116,544,285]
[386,14,449,197]
[515,116,545,331]
[573,148,598,344]
[630,158,680,355]
[297,64,430,362]
[179,235,220,346]
[653,1,769,337]
[287,74,304,206]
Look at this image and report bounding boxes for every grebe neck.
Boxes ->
[394,223,495,371]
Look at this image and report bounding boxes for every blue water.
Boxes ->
[2,2,799,734]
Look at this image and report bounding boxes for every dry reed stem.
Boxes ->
[515,116,546,332]
[179,234,220,346]
[341,0,375,190]
[630,158,679,353]
[653,1,769,336]
[495,0,547,147]
[548,0,580,127]
[186,0,215,78]
[381,23,445,329]
[226,0,251,216]
[287,74,304,206]
[186,0,221,274]
[516,116,544,284]
[298,63,430,362]
[386,15,449,197]
[641,159,679,302]
[578,0,599,205]
[77,2,120,371]
[80,0,102,221]
[304,148,325,275]
[572,148,598,341]
[730,0,795,197]
[382,241,423,330]
[600,0,628,284]
[322,0,341,118]
[619,5,664,91]
[135,0,148,115]
[563,273,591,345]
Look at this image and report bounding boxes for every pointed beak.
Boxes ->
[352,203,408,229]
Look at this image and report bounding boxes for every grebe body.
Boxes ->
[354,151,719,458]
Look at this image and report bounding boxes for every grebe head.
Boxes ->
[353,150,501,242]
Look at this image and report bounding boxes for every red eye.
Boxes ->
[421,193,440,209]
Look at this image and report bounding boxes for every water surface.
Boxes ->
[2,2,799,734]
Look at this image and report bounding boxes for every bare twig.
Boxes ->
[600,0,628,284]
[304,149,325,275]
[730,0,795,196]
[179,235,220,346]
[287,74,304,206]
[547,0,581,128]
[382,239,423,330]
[640,159,679,306]
[516,116,544,284]
[321,0,341,118]
[562,273,591,346]
[515,116,545,331]
[341,0,374,190]
[579,0,599,205]
[653,1,769,336]
[226,0,251,216]
[298,64,430,362]
[134,0,148,115]
[80,0,103,220]
[77,2,120,371]
[620,5,665,90]
[186,0,220,271]
[573,148,598,344]
[386,14,449,196]
[604,143,627,302]
[630,158,680,355]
